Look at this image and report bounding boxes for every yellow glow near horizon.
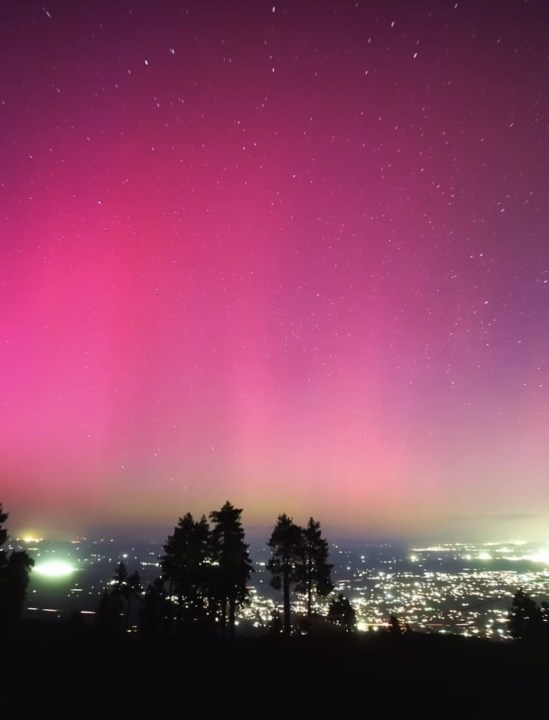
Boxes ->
[34,559,76,578]
[18,534,44,544]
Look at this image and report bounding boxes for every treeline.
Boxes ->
[96,502,355,638]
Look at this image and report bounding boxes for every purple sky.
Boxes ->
[1,0,548,541]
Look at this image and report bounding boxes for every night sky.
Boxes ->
[2,0,548,542]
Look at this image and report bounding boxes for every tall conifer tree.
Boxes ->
[267,514,304,636]
[209,501,253,634]
[160,513,211,624]
[296,517,334,617]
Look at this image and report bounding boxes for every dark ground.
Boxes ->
[4,620,548,719]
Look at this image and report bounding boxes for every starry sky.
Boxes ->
[1,0,548,542]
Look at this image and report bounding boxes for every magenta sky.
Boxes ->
[1,1,548,541]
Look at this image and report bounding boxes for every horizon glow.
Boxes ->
[1,1,548,542]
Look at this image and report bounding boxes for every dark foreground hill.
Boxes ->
[4,620,548,719]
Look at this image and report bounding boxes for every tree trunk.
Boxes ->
[228,597,236,636]
[125,595,132,630]
[283,563,291,636]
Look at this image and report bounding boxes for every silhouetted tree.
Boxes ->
[140,577,170,639]
[296,517,333,618]
[508,588,543,641]
[269,608,284,635]
[0,506,6,549]
[327,593,356,632]
[111,562,142,628]
[111,560,129,593]
[124,570,142,625]
[0,504,34,624]
[95,587,124,636]
[387,614,404,635]
[96,561,143,633]
[209,501,254,635]
[267,514,304,636]
[160,513,212,626]
[110,561,130,625]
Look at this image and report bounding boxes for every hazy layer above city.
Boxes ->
[11,516,549,548]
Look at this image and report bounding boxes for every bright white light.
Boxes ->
[34,560,75,578]
[525,551,549,565]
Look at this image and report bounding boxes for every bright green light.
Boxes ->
[34,560,75,578]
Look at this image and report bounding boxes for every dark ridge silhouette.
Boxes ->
[4,619,549,717]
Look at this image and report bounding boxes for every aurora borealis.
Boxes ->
[1,1,548,541]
